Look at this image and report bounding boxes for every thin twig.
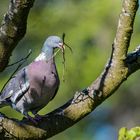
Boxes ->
[1,50,31,92]
[7,49,32,67]
[1,63,24,93]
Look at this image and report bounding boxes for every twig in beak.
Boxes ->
[50,45,66,82]
[62,33,65,43]
[64,42,73,53]
[62,33,73,53]
[61,45,66,82]
[61,33,74,82]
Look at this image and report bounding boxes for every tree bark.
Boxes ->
[0,0,34,72]
[0,0,139,139]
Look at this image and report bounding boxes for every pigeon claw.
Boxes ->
[27,114,43,125]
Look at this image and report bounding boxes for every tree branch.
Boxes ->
[0,0,139,139]
[0,0,35,72]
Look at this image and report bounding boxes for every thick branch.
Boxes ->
[0,0,35,71]
[0,47,140,139]
[113,0,138,61]
[0,0,139,139]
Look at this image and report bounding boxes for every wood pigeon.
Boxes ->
[0,36,64,123]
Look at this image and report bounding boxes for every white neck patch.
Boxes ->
[35,52,47,61]
[35,47,53,61]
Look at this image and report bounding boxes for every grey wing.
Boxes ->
[0,67,30,104]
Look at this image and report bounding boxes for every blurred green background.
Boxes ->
[0,0,140,140]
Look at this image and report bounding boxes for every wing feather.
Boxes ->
[0,67,29,104]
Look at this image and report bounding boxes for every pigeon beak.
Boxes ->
[58,43,65,50]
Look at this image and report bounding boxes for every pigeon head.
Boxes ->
[42,36,63,53]
[35,36,64,61]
